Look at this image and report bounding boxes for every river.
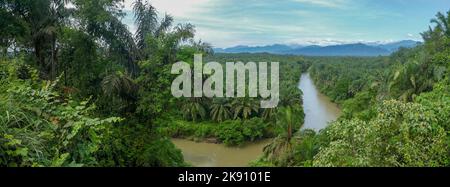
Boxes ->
[299,73,341,131]
[172,139,271,167]
[172,72,341,167]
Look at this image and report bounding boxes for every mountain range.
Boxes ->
[213,40,421,56]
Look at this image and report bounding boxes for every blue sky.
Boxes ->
[121,0,450,48]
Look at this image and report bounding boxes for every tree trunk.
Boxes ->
[51,37,56,80]
[2,47,6,58]
[34,40,45,78]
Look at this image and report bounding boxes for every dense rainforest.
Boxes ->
[0,0,305,167]
[289,10,450,166]
[0,0,449,167]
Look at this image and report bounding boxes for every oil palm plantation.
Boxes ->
[210,98,232,122]
[231,98,260,120]
[182,97,207,122]
[261,107,277,122]
[280,87,302,107]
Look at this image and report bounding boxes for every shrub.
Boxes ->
[242,118,267,141]
[313,100,448,167]
[215,121,245,146]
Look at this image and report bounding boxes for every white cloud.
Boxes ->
[292,0,349,9]
[119,0,418,48]
[121,0,353,47]
[122,0,212,17]
[286,38,351,46]
[284,38,406,46]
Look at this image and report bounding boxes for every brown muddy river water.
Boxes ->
[172,73,341,167]
[172,139,271,167]
[299,73,341,131]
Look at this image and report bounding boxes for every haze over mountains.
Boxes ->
[214,40,421,56]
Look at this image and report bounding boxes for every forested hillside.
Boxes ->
[213,40,420,56]
[0,0,306,167]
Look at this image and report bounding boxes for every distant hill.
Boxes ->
[373,40,421,52]
[287,43,390,56]
[213,40,421,56]
[214,44,294,54]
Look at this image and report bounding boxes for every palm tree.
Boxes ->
[191,39,214,55]
[388,61,434,102]
[371,70,391,101]
[262,106,303,165]
[277,106,301,142]
[101,71,139,101]
[421,11,450,53]
[157,23,195,64]
[155,14,174,38]
[7,0,73,79]
[210,98,232,122]
[262,135,292,165]
[133,0,195,62]
[182,97,206,122]
[430,11,450,37]
[261,107,277,122]
[133,0,158,52]
[231,98,259,120]
[100,71,139,113]
[279,84,302,107]
[70,0,139,75]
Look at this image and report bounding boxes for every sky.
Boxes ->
[120,0,450,48]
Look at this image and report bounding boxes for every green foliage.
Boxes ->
[231,98,260,120]
[157,118,270,146]
[340,91,377,120]
[215,118,268,146]
[414,80,450,132]
[259,10,450,167]
[2,0,448,168]
[291,130,321,167]
[181,98,207,122]
[155,53,307,150]
[210,98,232,122]
[314,100,447,167]
[309,56,388,103]
[242,118,267,141]
[97,123,186,167]
[0,67,122,166]
[259,106,304,166]
[215,121,246,146]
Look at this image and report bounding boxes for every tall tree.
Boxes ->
[232,98,259,120]
[133,0,158,52]
[210,99,232,122]
[430,11,450,37]
[263,106,304,165]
